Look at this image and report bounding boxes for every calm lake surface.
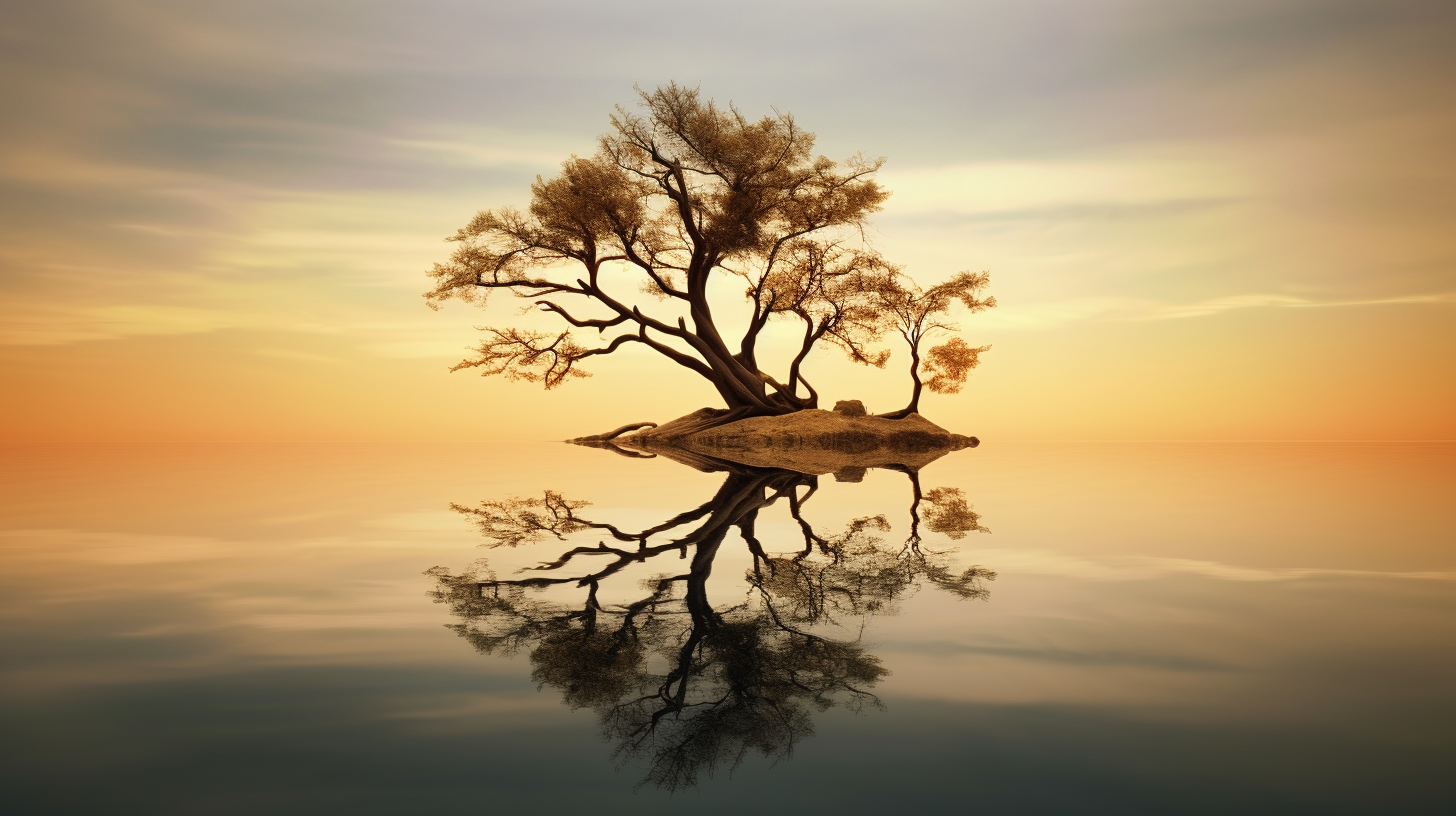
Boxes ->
[2,440,1452,814]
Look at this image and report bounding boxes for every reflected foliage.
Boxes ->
[427,464,992,791]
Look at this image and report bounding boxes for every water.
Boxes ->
[1,440,1452,814]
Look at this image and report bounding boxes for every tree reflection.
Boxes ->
[426,461,992,791]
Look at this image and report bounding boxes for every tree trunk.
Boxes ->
[701,362,807,416]
[685,275,808,416]
[879,346,922,419]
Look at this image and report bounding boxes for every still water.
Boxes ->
[1,440,1452,814]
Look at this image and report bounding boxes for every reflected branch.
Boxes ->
[427,461,994,791]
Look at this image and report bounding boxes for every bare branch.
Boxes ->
[536,301,630,331]
[450,328,597,389]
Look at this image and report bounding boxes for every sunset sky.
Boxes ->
[3,0,1453,441]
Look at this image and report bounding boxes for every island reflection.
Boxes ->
[427,451,993,791]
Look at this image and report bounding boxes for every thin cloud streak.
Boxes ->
[980,291,1456,331]
[1143,292,1456,321]
[879,155,1254,217]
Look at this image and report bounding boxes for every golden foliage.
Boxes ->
[923,337,991,395]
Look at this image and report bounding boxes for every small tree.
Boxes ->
[876,272,996,418]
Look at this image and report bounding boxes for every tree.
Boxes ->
[876,271,996,418]
[424,84,909,423]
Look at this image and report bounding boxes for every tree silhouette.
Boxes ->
[876,272,996,418]
[425,84,990,425]
[427,458,994,790]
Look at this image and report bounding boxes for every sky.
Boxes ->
[2,0,1453,440]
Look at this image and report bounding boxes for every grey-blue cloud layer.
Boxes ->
[5,0,1454,184]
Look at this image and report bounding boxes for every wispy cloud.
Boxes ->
[388,135,581,171]
[979,291,1456,331]
[1142,292,1456,320]
[879,154,1253,217]
[0,304,244,346]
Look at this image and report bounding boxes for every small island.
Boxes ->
[426,84,995,458]
[571,401,977,475]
